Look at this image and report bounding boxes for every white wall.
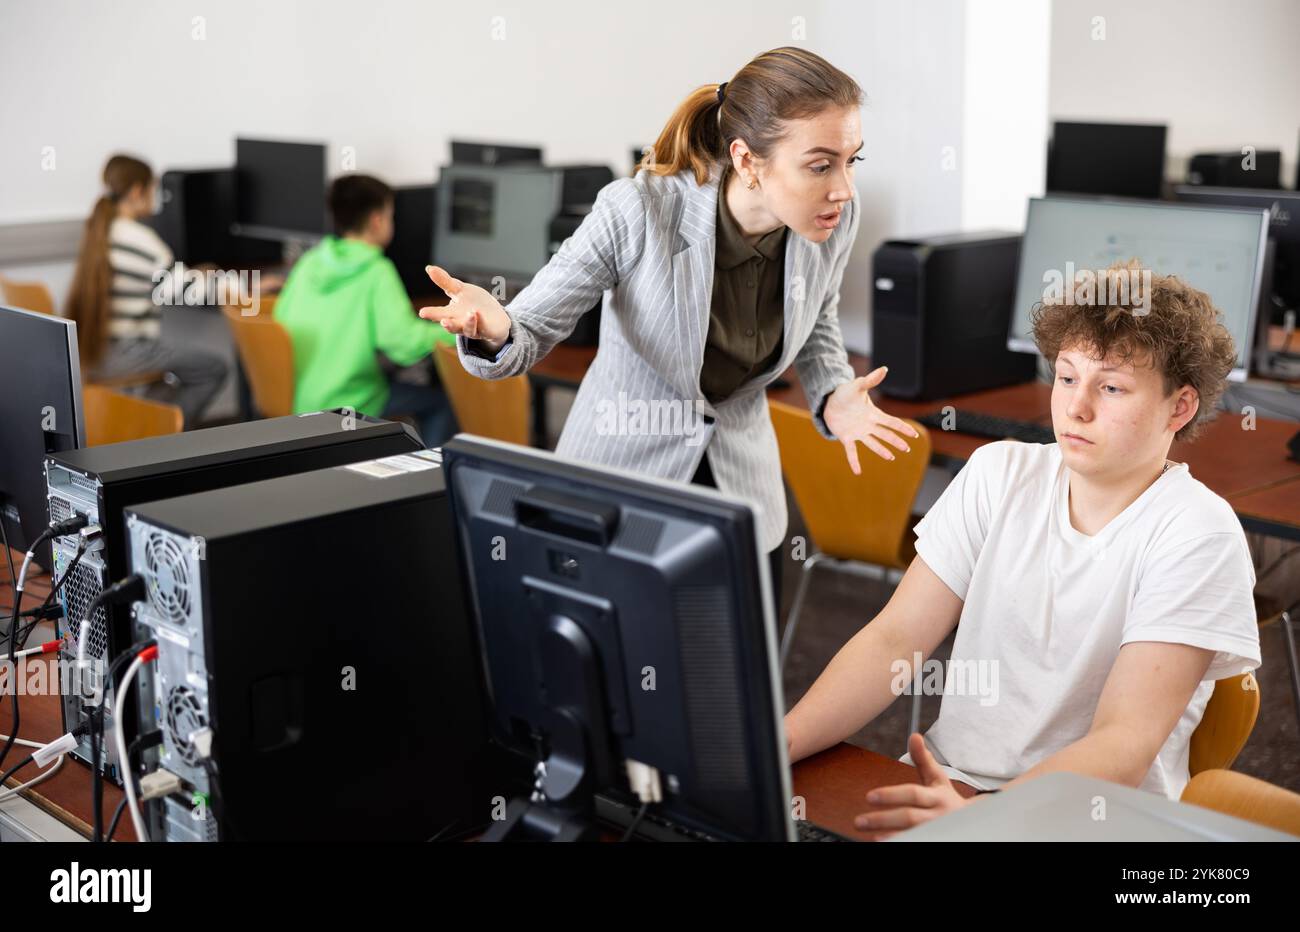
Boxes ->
[800,0,968,350]
[1049,0,1300,184]
[962,0,1051,231]
[0,0,1052,352]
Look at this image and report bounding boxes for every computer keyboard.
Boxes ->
[917,409,1056,445]
[796,820,855,843]
[595,794,854,841]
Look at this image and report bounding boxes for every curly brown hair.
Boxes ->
[1031,259,1238,442]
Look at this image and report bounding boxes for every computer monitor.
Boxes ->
[232,138,327,242]
[441,435,794,842]
[1174,186,1300,325]
[450,140,543,167]
[0,305,84,571]
[1007,197,1270,382]
[1046,121,1168,200]
[433,163,569,286]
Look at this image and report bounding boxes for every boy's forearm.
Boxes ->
[1001,725,1150,792]
[785,619,914,763]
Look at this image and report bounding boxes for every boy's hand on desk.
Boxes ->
[420,265,511,352]
[853,732,971,841]
[823,367,920,475]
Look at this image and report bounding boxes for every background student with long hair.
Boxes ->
[65,154,227,426]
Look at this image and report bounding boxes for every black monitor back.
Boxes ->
[1174,185,1300,319]
[234,139,328,239]
[0,304,83,568]
[1047,121,1167,200]
[442,436,793,842]
[450,141,543,166]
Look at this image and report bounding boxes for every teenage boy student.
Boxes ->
[785,260,1261,840]
[274,174,457,446]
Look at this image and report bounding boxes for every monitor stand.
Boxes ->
[480,613,613,842]
[482,790,600,842]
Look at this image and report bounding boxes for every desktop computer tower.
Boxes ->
[1186,151,1282,190]
[147,168,280,266]
[123,449,517,841]
[385,184,437,300]
[44,413,424,784]
[871,232,1037,400]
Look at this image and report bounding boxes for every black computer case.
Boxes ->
[871,232,1038,400]
[124,450,520,840]
[44,412,424,782]
[385,184,437,300]
[1186,151,1282,190]
[147,167,280,266]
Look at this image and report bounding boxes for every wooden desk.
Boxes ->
[1230,477,1300,543]
[792,743,979,839]
[526,344,598,444]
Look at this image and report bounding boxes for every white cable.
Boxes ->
[2,549,54,805]
[0,753,64,803]
[0,732,64,804]
[15,550,36,594]
[115,652,149,842]
[0,755,64,802]
[0,641,62,663]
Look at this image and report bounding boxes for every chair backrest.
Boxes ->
[221,300,295,418]
[0,275,56,315]
[1189,672,1260,776]
[1182,768,1300,837]
[83,384,183,446]
[769,399,931,569]
[432,342,531,445]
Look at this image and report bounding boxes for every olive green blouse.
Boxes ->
[700,166,789,404]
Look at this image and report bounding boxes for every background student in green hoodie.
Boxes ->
[274,174,457,446]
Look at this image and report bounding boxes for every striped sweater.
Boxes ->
[107,216,173,340]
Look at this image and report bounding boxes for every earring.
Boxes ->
[746,177,757,190]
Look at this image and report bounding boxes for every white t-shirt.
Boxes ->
[907,440,1260,800]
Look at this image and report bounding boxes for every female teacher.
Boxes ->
[422,46,917,605]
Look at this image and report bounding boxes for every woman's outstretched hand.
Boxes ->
[822,366,920,474]
[419,265,512,352]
